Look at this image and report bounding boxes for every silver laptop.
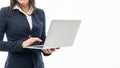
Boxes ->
[25,20,81,49]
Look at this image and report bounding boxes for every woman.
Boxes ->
[0,0,58,68]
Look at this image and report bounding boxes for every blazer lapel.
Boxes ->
[31,14,43,37]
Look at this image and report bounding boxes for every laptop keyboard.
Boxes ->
[33,45,43,48]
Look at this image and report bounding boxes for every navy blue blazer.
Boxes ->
[0,7,49,68]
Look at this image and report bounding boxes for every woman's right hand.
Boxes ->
[22,37,42,48]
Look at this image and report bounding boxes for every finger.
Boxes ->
[44,49,53,54]
[30,38,42,42]
[47,49,52,53]
[42,49,50,54]
[50,48,56,52]
[42,49,47,54]
[35,38,42,42]
[56,48,60,49]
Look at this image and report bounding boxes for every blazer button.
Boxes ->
[29,35,32,38]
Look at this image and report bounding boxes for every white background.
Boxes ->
[0,0,120,68]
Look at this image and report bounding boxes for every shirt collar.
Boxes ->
[13,4,33,15]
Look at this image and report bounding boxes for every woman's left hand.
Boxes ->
[42,48,60,54]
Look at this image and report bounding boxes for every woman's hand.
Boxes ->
[42,48,60,54]
[22,37,42,48]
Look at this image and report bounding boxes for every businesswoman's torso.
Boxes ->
[0,7,46,68]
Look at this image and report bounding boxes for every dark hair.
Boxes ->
[9,0,36,15]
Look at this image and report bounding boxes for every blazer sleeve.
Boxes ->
[0,7,24,52]
[40,9,46,44]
